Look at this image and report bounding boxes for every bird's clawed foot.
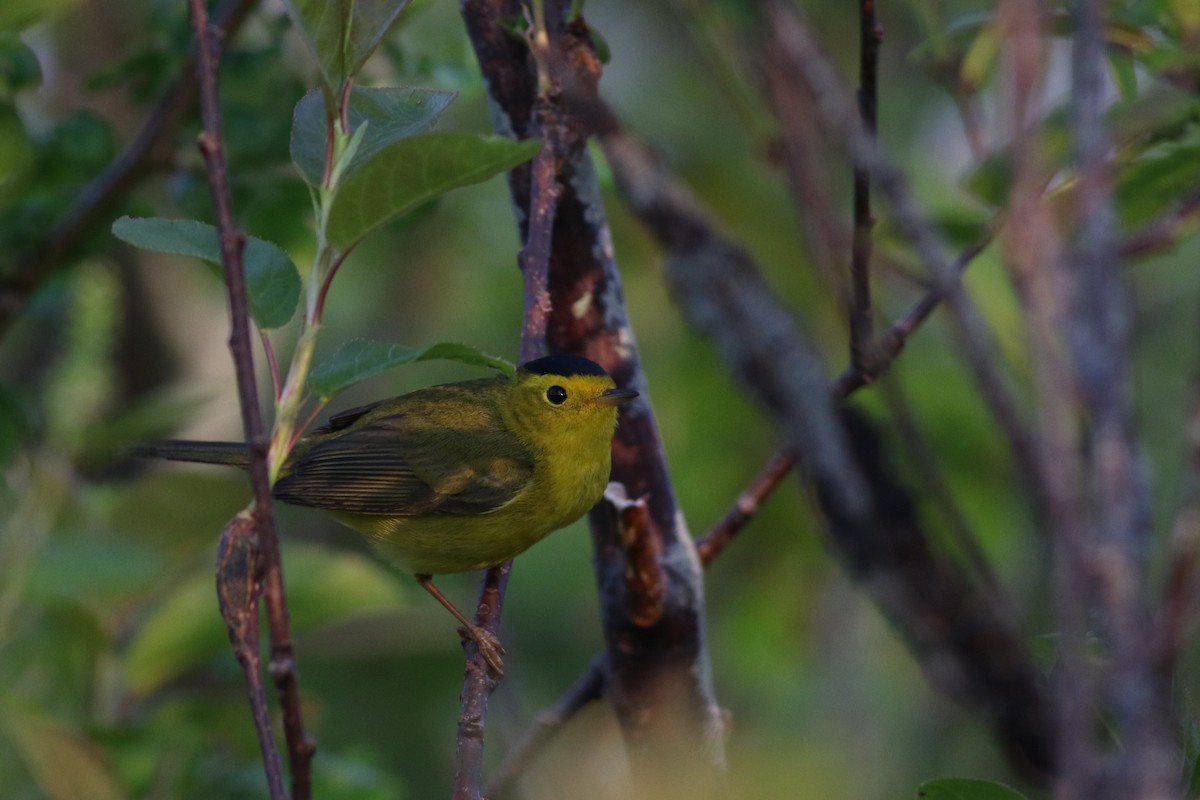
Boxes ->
[458,624,506,675]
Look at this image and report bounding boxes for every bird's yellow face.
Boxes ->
[506,371,635,451]
[495,354,637,461]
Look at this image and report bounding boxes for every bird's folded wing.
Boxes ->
[273,413,535,516]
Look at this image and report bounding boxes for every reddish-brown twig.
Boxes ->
[453,11,570,800]
[186,2,313,797]
[696,451,794,566]
[849,0,881,373]
[453,561,511,800]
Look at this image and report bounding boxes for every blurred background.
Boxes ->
[2,0,1198,797]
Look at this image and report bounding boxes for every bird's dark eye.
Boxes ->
[546,385,568,405]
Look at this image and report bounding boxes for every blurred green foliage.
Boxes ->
[1,0,1199,798]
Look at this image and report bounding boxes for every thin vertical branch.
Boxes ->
[850,0,880,373]
[185,3,313,798]
[215,515,284,800]
[757,0,1050,527]
[464,2,728,796]
[453,561,512,800]
[1068,0,1170,792]
[832,230,994,397]
[453,6,567,799]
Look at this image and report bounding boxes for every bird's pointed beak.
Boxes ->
[596,388,638,406]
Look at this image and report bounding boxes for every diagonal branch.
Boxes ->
[0,0,258,339]
[592,86,1054,776]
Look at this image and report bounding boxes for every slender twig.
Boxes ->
[696,451,794,566]
[833,229,995,398]
[453,561,511,800]
[454,6,567,799]
[186,3,313,798]
[465,3,727,796]
[849,0,880,373]
[759,0,1050,526]
[215,515,284,800]
[489,444,788,797]
[484,654,607,799]
[260,330,282,403]
[313,246,354,324]
[0,0,258,339]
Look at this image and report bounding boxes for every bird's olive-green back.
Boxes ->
[273,368,624,574]
[274,378,533,516]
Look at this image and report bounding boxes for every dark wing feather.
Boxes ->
[274,411,534,516]
[314,399,391,434]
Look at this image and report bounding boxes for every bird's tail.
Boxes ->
[127,440,250,468]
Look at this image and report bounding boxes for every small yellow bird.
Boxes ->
[132,354,637,672]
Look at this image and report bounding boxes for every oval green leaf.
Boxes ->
[326,133,541,249]
[282,0,410,90]
[1115,125,1200,227]
[290,86,458,186]
[111,216,300,329]
[308,339,516,399]
[917,778,1029,800]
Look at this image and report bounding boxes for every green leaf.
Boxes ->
[290,85,457,185]
[0,32,42,96]
[111,217,300,329]
[308,339,515,399]
[0,104,33,203]
[962,88,1200,207]
[122,544,406,695]
[326,133,541,248]
[1115,124,1200,227]
[917,778,1029,800]
[282,0,411,90]
[2,709,125,800]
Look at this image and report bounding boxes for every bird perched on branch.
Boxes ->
[131,354,637,672]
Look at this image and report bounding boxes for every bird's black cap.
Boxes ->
[520,354,609,378]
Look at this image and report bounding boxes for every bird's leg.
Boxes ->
[415,573,506,674]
